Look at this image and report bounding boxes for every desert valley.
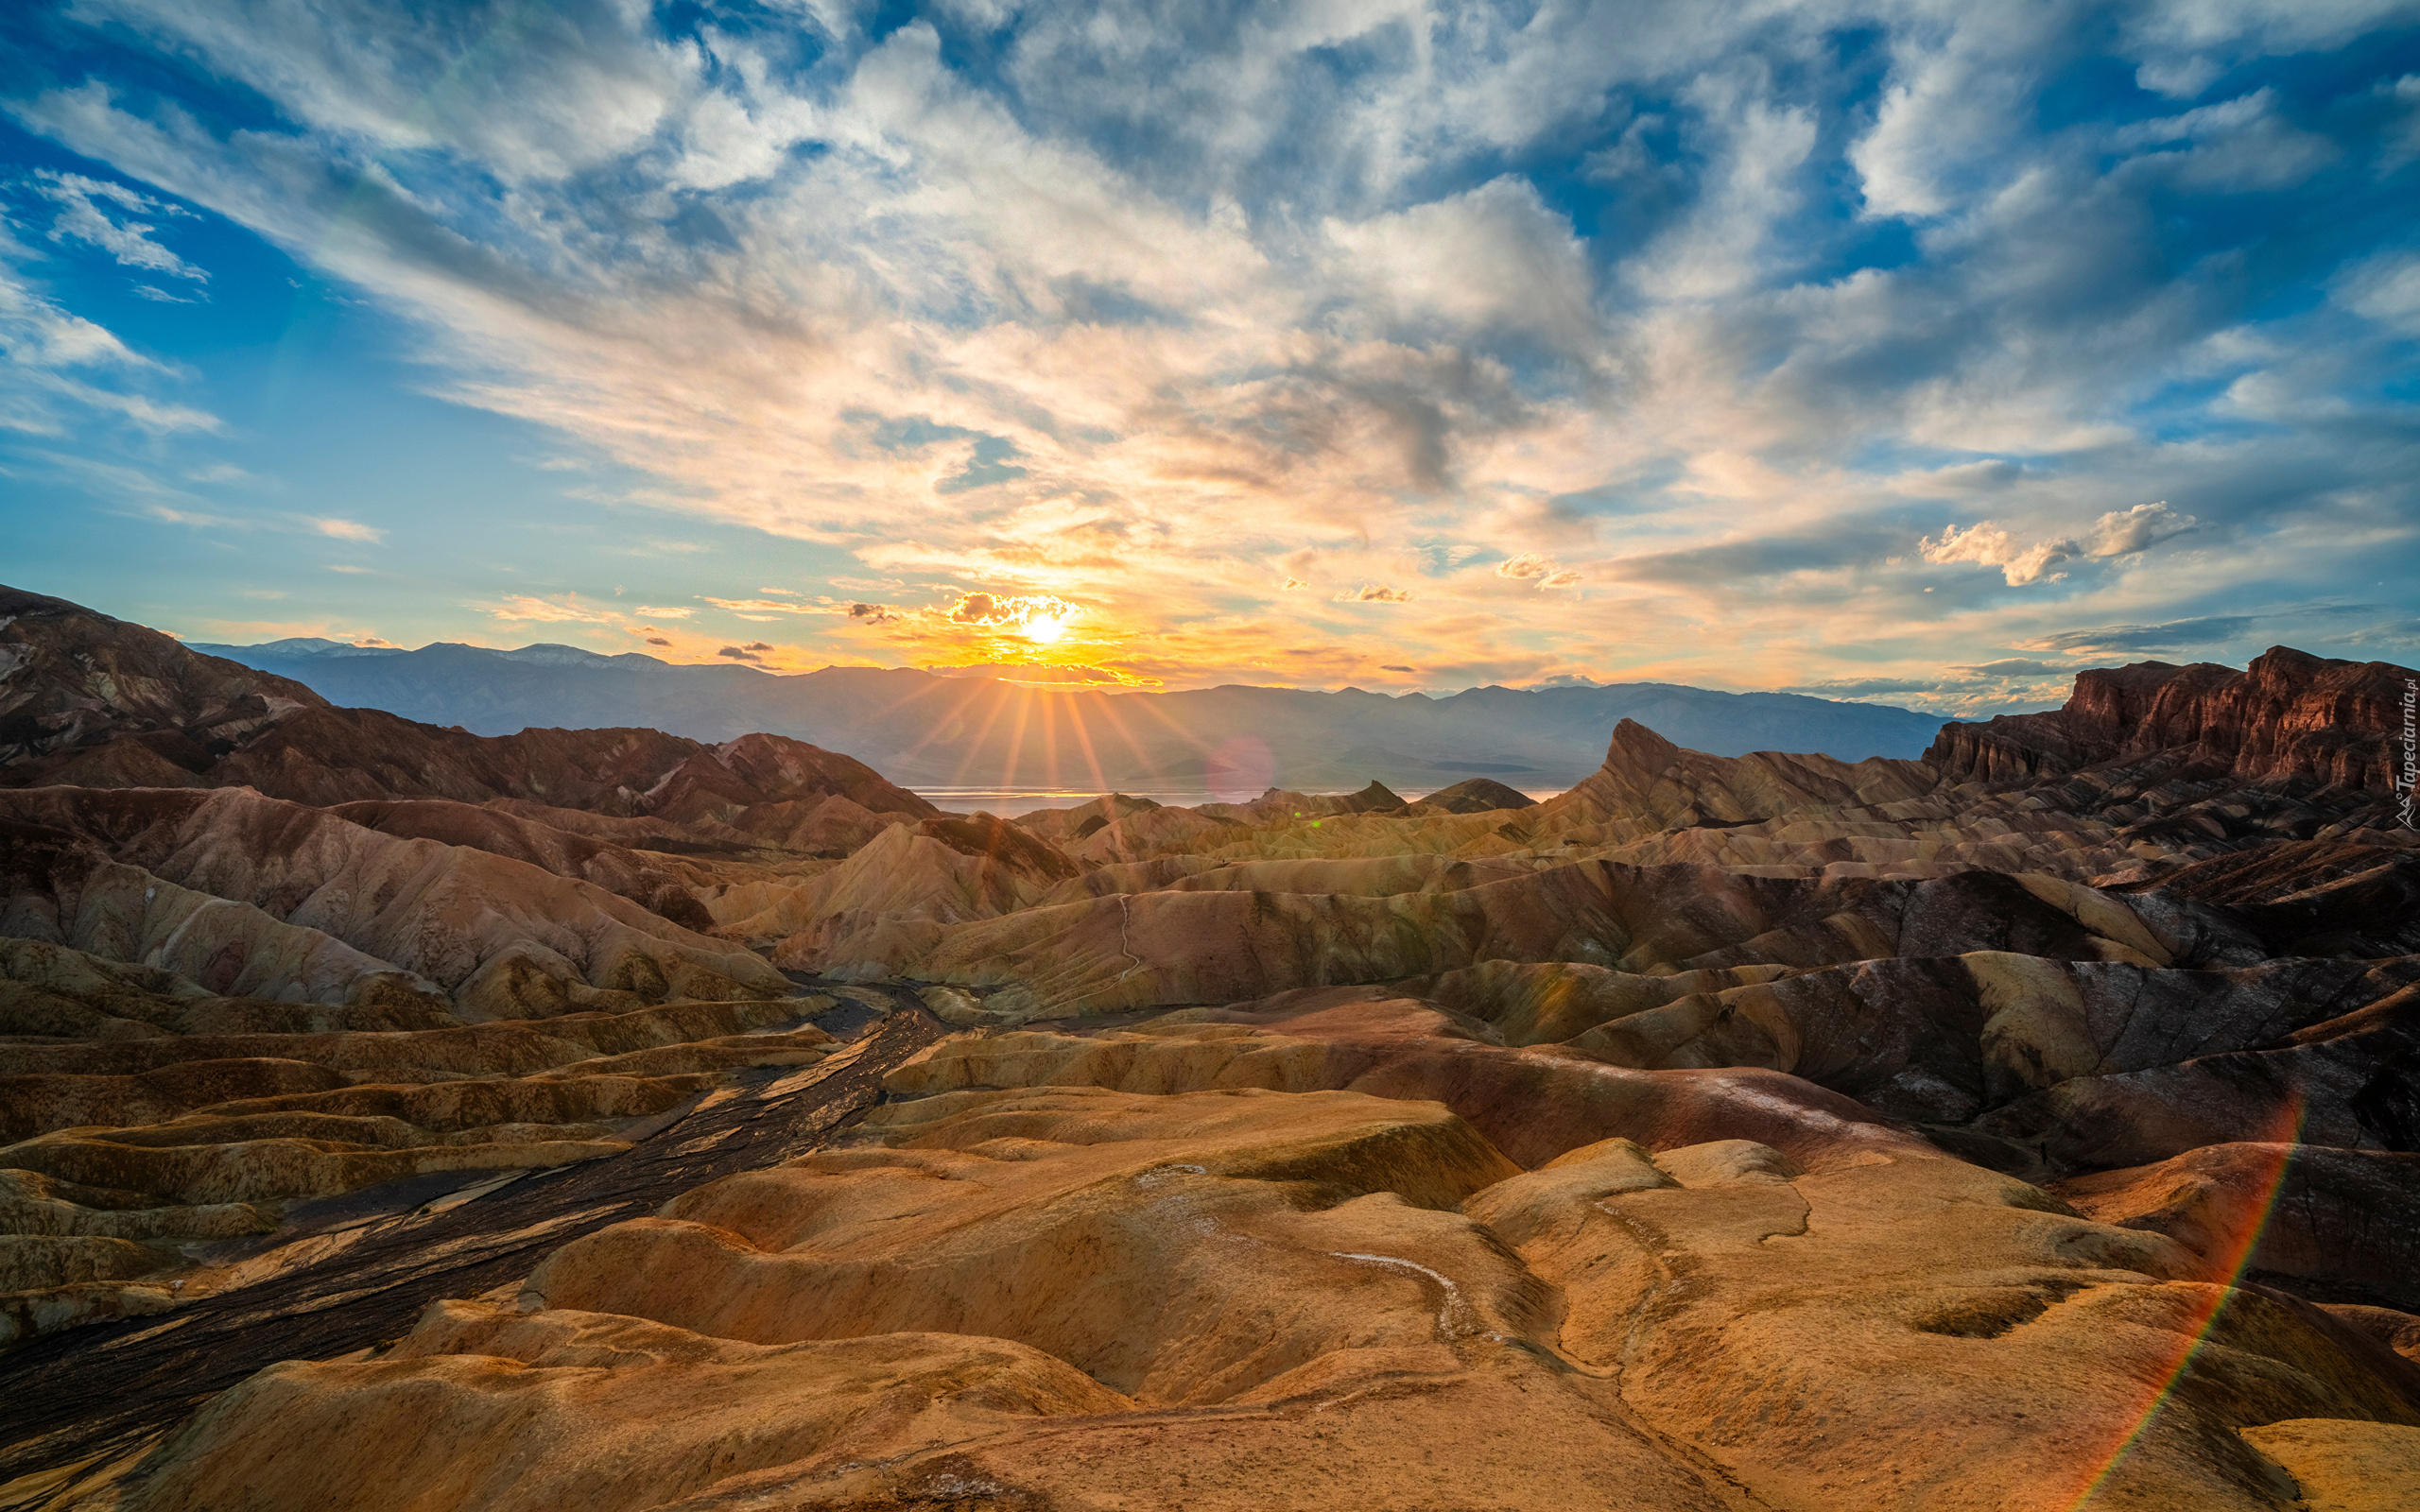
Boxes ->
[1,581,2415,1511]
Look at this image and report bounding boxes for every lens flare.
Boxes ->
[2051,1092,2308,1511]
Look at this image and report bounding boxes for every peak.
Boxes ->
[1343,779,1407,812]
[0,584,99,620]
[1603,718,1682,769]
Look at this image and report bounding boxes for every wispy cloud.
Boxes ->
[4,1,2416,696]
[476,593,609,625]
[2027,617,2259,654]
[307,516,386,544]
[30,170,207,284]
[0,265,219,436]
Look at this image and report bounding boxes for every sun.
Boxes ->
[1022,612,1072,645]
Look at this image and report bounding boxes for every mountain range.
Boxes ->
[184,636,1957,793]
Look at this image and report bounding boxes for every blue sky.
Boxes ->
[2,0,2415,711]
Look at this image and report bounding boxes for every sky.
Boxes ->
[2,0,2416,714]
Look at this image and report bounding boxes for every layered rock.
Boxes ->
[1,786,792,1017]
[1929,646,2411,792]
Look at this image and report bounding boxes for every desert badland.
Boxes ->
[2,582,2416,1510]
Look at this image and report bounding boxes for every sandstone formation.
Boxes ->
[1927,647,2410,792]
[4,585,2417,1512]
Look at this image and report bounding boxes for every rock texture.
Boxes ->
[1928,647,2409,792]
[5,585,2418,1512]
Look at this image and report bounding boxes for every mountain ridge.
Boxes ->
[180,632,1961,789]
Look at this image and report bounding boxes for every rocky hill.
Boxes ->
[1928,646,2408,791]
[4,584,2418,1512]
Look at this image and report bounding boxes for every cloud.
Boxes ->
[1379,664,1413,672]
[2338,250,2420,334]
[139,502,230,527]
[1494,552,1578,587]
[633,604,692,618]
[717,644,763,662]
[2084,501,2198,557]
[1920,501,2199,585]
[1918,522,2079,586]
[478,593,607,624]
[1342,585,1412,603]
[1960,659,2071,676]
[308,516,386,543]
[9,1,2419,698]
[645,635,671,645]
[31,170,208,283]
[848,601,898,624]
[1783,677,1944,697]
[2030,617,2258,653]
[0,264,219,436]
[703,596,817,614]
[942,592,1075,627]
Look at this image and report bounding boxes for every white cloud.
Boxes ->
[2338,250,2420,333]
[0,266,219,435]
[1325,177,1597,352]
[32,171,208,283]
[2085,501,2198,556]
[308,516,386,543]
[1920,500,2199,587]
[1920,521,2079,586]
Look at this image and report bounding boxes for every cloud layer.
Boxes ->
[5,0,2417,711]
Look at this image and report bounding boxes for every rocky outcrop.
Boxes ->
[1928,646,2413,792]
[0,587,324,771]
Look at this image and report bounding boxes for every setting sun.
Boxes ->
[1022,613,1072,645]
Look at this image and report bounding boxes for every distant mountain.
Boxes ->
[188,636,1951,792]
[189,636,409,660]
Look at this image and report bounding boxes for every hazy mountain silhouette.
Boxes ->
[188,639,1955,791]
